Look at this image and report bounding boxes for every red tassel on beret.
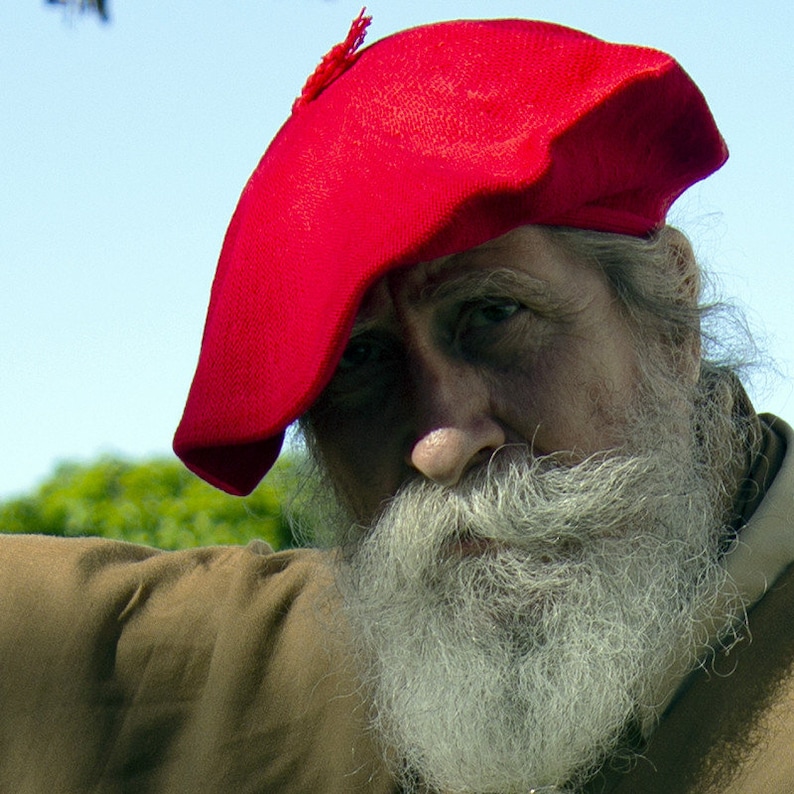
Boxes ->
[174,15,727,495]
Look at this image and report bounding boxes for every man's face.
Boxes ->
[309,225,642,519]
[305,226,734,793]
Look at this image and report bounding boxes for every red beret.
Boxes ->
[174,14,727,495]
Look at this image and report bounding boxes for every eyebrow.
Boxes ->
[419,265,552,304]
[347,314,391,339]
[348,253,568,338]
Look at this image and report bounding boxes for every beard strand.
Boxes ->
[332,440,739,793]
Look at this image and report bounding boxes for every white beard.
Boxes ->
[333,443,738,793]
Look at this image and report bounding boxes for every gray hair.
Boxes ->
[544,224,752,378]
[545,225,758,525]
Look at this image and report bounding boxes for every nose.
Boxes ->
[406,357,506,487]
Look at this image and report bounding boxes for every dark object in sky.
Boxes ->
[46,0,109,22]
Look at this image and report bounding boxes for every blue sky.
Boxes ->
[2,0,792,498]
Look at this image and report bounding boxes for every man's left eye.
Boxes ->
[465,299,522,329]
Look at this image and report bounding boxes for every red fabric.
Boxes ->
[173,17,727,495]
[292,8,371,112]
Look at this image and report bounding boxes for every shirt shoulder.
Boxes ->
[0,534,394,793]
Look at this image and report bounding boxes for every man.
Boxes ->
[1,14,792,794]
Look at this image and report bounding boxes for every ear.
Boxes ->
[664,227,702,384]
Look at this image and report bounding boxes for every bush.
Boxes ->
[0,455,310,551]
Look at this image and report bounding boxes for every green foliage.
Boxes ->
[0,455,310,551]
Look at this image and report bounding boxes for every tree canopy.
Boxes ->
[0,454,311,551]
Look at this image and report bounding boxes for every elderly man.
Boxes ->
[1,14,792,794]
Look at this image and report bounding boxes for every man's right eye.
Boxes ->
[322,334,403,411]
[338,338,381,371]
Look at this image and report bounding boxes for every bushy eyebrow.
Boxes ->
[348,260,572,339]
[419,266,558,310]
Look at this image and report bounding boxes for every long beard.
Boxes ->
[333,437,739,792]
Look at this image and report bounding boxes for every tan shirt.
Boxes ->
[614,415,794,793]
[0,540,394,793]
[0,417,792,793]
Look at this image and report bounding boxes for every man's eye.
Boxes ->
[324,334,403,411]
[465,299,522,329]
[338,337,388,371]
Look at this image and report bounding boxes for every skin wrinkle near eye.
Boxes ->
[344,232,592,355]
[455,307,545,372]
[320,344,406,412]
[322,235,626,413]
[332,291,551,409]
[340,266,579,376]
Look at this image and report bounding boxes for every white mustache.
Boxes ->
[356,444,710,567]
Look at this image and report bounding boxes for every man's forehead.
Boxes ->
[352,226,574,326]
